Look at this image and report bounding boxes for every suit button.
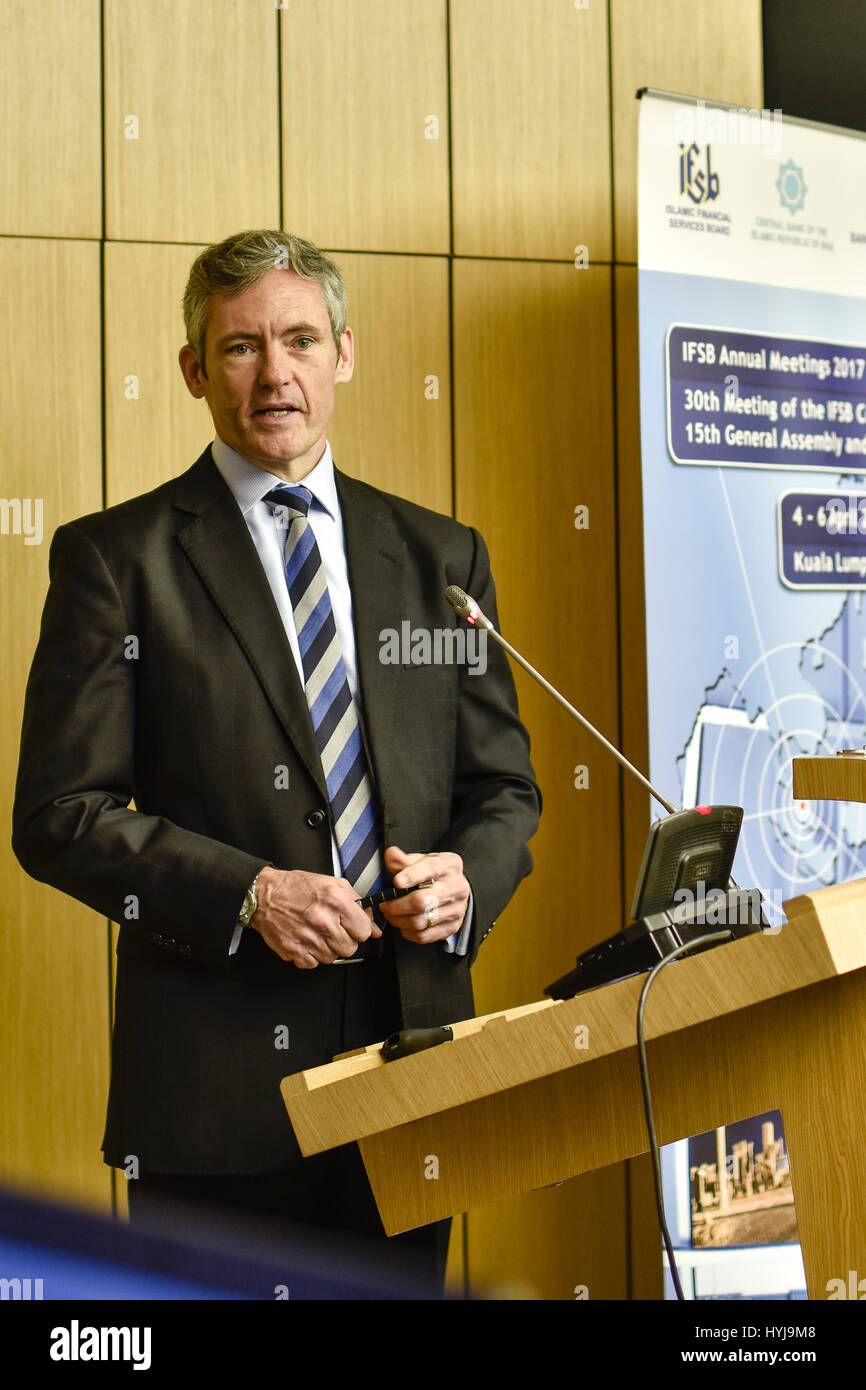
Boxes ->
[305,809,327,828]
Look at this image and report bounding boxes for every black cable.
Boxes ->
[636,931,732,1301]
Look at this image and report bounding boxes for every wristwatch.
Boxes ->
[237,869,265,928]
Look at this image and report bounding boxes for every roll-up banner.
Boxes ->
[638,89,866,923]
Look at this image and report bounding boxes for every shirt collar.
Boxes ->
[211,436,339,521]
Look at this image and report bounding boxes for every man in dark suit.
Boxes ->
[12,230,540,1287]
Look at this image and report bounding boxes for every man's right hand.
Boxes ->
[248,866,380,968]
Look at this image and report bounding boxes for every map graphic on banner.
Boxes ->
[638,92,866,923]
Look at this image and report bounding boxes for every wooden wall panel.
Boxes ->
[281,2,449,253]
[0,1,101,238]
[611,0,764,262]
[105,0,280,244]
[614,268,650,922]
[105,245,450,512]
[326,254,451,511]
[468,1165,628,1300]
[611,0,766,1292]
[615,264,664,1299]
[0,240,109,1208]
[105,242,213,505]
[450,0,611,261]
[454,256,624,1298]
[454,260,621,1011]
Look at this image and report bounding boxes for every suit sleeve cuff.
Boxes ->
[442,887,474,956]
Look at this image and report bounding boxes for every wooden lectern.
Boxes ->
[282,873,866,1299]
[792,752,866,804]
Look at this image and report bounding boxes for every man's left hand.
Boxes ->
[380,845,470,944]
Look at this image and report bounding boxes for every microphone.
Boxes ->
[444,584,677,816]
[444,593,760,1296]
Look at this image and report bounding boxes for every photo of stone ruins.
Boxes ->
[690,1114,798,1248]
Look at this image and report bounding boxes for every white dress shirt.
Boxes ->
[211,436,472,957]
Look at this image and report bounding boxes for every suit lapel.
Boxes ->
[174,448,328,803]
[173,450,410,824]
[335,468,408,836]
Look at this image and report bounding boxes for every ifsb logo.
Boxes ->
[678,143,720,205]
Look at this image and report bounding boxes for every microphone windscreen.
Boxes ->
[444,585,472,616]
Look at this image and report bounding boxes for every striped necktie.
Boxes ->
[263,483,384,898]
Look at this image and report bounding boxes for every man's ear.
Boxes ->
[179,344,208,398]
[335,327,354,384]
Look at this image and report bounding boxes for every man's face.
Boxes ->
[179,266,353,481]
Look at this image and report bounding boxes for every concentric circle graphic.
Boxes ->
[700,640,866,921]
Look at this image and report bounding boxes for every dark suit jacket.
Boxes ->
[12,446,540,1173]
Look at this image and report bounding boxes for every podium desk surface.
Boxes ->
[281,877,866,1157]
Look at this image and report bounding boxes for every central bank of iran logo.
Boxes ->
[678,143,720,205]
[776,158,807,213]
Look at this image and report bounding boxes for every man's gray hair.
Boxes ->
[182,229,348,371]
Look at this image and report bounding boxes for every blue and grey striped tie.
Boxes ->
[264,484,384,898]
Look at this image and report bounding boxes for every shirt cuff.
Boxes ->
[442,887,473,956]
